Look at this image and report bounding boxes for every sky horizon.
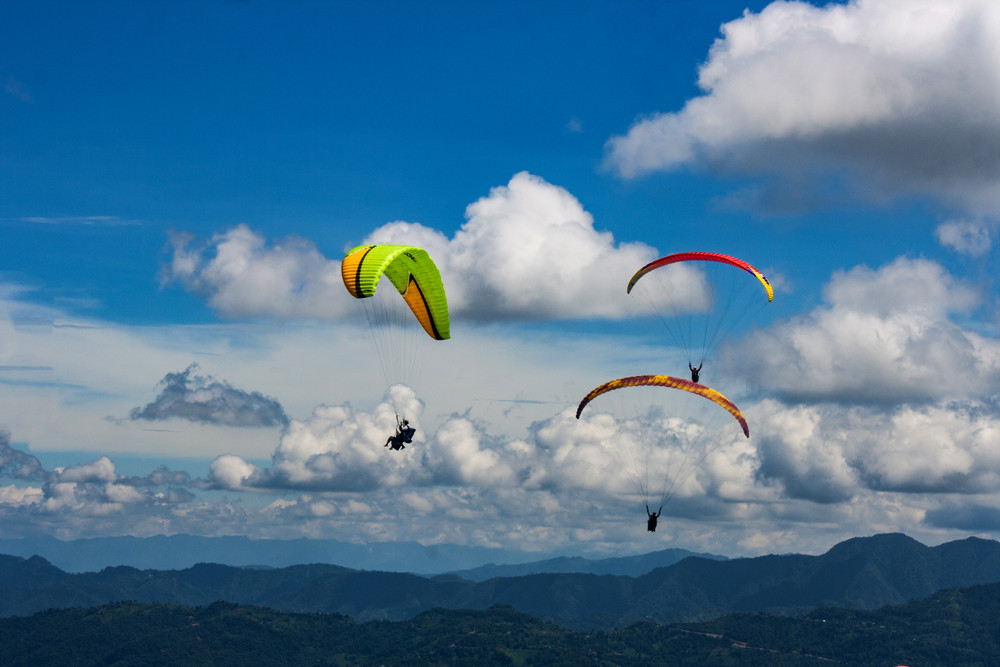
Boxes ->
[2,0,1000,560]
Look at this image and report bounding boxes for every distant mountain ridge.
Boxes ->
[2,532,1000,630]
[0,534,540,574]
[0,534,718,576]
[446,548,726,581]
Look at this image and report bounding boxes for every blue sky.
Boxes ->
[2,0,999,560]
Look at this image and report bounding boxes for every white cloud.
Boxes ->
[0,290,289,459]
[165,226,349,320]
[104,483,148,504]
[215,384,758,521]
[605,0,1000,215]
[724,254,1000,509]
[6,245,1000,557]
[822,257,980,318]
[4,388,1000,556]
[208,455,262,491]
[753,398,1000,502]
[370,172,656,320]
[727,257,1000,403]
[164,173,658,323]
[421,417,517,487]
[753,402,857,504]
[210,386,530,493]
[0,484,43,505]
[935,219,996,257]
[33,455,167,518]
[1,275,681,460]
[53,457,118,484]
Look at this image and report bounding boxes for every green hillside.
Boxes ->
[3,582,1000,666]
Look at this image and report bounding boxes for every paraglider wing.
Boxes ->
[627,252,773,302]
[341,244,450,340]
[575,374,750,438]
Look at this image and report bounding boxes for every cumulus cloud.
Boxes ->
[208,385,528,493]
[209,455,264,491]
[752,403,857,504]
[727,255,1000,507]
[164,173,659,322]
[206,383,759,525]
[371,172,658,320]
[605,0,1000,216]
[204,389,505,493]
[129,363,289,428]
[194,388,756,551]
[53,457,118,484]
[0,485,43,506]
[164,226,349,320]
[5,387,1000,553]
[753,397,1000,503]
[1,431,195,496]
[421,417,519,487]
[726,257,1000,403]
[0,437,203,535]
[0,430,46,481]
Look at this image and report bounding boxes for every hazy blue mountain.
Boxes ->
[445,547,727,581]
[2,532,999,630]
[622,532,1000,622]
[0,534,550,574]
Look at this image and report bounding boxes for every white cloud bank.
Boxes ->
[165,172,659,322]
[726,256,1000,403]
[605,0,1000,221]
[753,399,1000,504]
[723,256,1000,515]
[4,335,1000,556]
[207,386,529,493]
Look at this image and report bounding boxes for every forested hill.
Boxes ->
[2,532,999,630]
[3,582,1000,665]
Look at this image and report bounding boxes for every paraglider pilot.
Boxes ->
[646,504,662,532]
[385,419,416,451]
[688,362,702,383]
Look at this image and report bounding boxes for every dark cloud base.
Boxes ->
[130,364,289,428]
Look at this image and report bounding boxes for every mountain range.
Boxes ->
[444,548,726,581]
[3,532,999,630]
[0,533,717,576]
